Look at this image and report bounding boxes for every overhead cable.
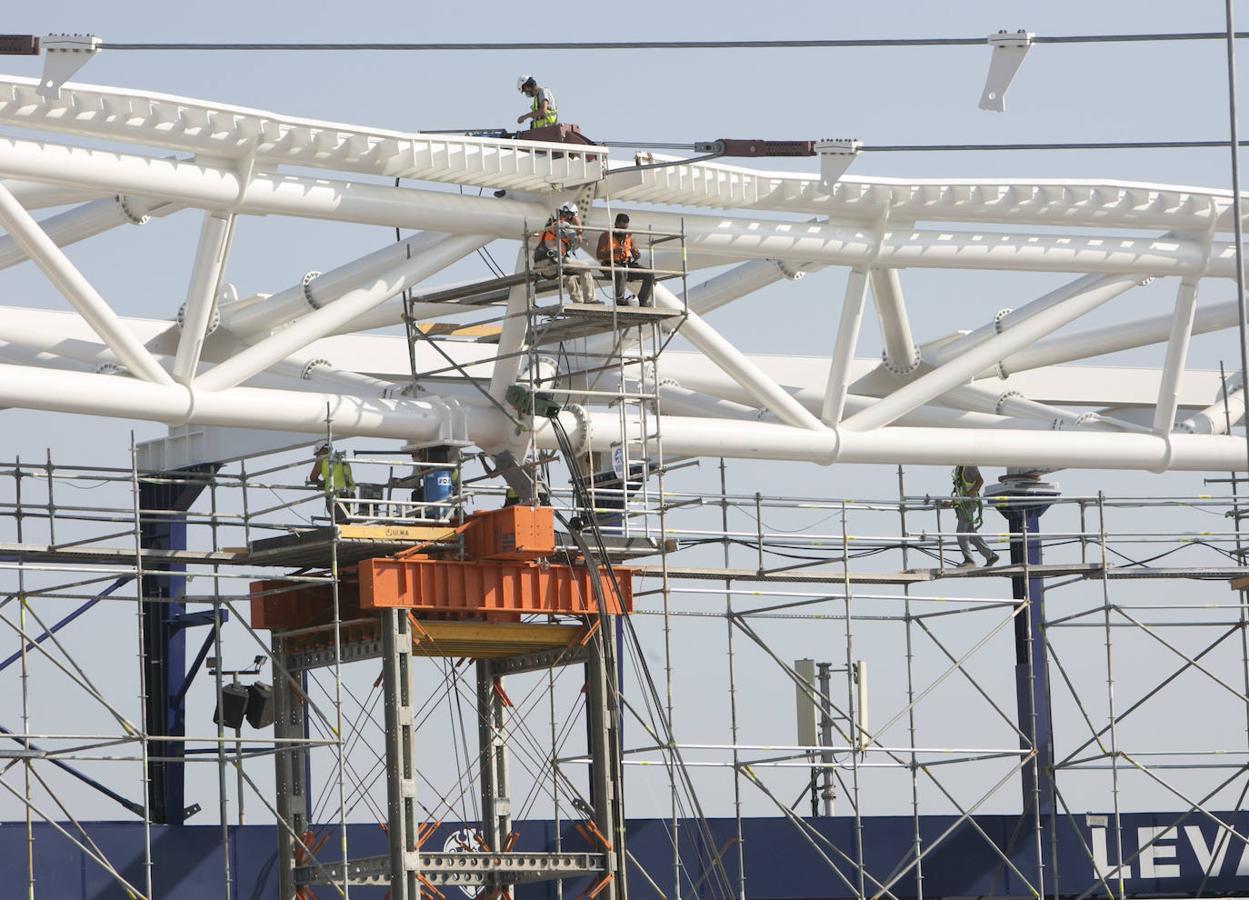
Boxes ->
[602,139,1249,154]
[94,33,1249,51]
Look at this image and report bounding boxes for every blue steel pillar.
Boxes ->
[990,475,1060,818]
[139,465,214,824]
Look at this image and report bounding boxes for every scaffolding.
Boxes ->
[4,424,1249,897]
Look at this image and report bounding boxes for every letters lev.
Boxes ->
[1089,823,1249,881]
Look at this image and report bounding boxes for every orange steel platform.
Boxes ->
[251,556,631,630]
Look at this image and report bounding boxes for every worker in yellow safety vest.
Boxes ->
[307,442,357,522]
[952,464,999,569]
[596,213,654,307]
[517,76,558,129]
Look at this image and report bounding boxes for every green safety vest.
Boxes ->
[320,458,356,493]
[952,465,983,527]
[531,90,558,128]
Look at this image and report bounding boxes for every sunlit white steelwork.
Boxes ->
[0,74,1242,473]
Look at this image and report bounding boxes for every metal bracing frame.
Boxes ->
[6,447,1249,897]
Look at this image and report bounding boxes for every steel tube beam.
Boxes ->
[842,274,1142,431]
[823,268,869,424]
[997,295,1239,376]
[0,182,174,385]
[870,268,919,374]
[687,258,809,316]
[3,178,103,210]
[1180,373,1245,434]
[930,274,1139,368]
[218,231,447,337]
[2,138,1244,278]
[652,282,825,430]
[0,361,1242,470]
[0,195,179,274]
[487,248,531,402]
[195,233,489,391]
[1153,278,1201,434]
[173,212,234,384]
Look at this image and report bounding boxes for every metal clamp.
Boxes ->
[995,390,1024,416]
[979,30,1033,112]
[115,195,150,226]
[563,403,592,455]
[880,344,922,376]
[176,300,221,336]
[416,396,473,449]
[301,271,322,309]
[774,259,808,280]
[39,34,102,100]
[815,138,862,188]
[300,358,331,381]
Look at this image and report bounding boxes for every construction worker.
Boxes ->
[596,213,654,307]
[534,202,596,303]
[308,442,357,522]
[952,464,999,568]
[517,76,558,130]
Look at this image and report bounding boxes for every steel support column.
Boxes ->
[477,657,512,896]
[991,476,1060,818]
[138,464,213,824]
[586,630,627,900]
[272,634,310,900]
[381,609,420,899]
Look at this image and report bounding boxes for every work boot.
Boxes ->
[984,553,1000,566]
[957,559,976,569]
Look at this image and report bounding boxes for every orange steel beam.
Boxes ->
[359,556,631,616]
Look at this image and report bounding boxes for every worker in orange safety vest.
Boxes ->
[595,213,654,307]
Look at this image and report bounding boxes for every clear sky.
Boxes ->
[3,0,1249,834]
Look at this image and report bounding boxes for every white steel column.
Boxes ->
[652,282,825,431]
[0,183,173,385]
[195,233,488,391]
[822,268,869,424]
[843,273,1141,431]
[173,212,235,384]
[870,268,919,374]
[1153,278,1201,434]
[487,248,532,402]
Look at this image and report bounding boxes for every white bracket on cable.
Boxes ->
[38,33,102,99]
[815,139,862,188]
[979,30,1033,112]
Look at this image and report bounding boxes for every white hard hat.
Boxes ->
[558,201,578,216]
[518,75,536,92]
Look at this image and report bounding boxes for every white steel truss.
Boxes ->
[0,75,1246,472]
